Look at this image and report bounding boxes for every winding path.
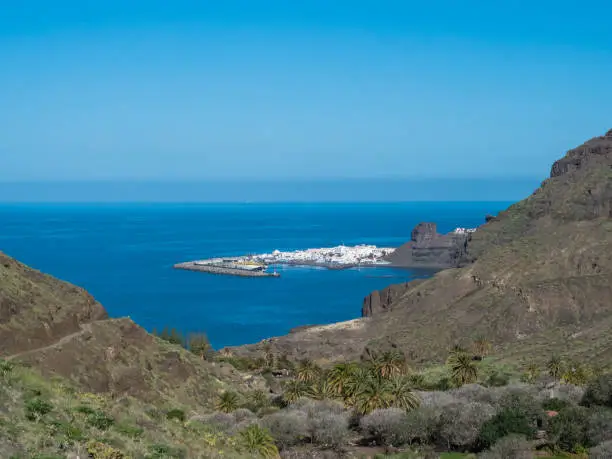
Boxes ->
[5,321,98,361]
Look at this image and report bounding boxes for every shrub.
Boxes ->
[590,440,612,459]
[438,402,496,449]
[86,410,115,430]
[403,406,440,445]
[450,384,497,405]
[114,422,144,438]
[478,407,538,450]
[283,398,350,450]
[236,424,279,458]
[586,406,612,445]
[24,397,53,421]
[478,435,532,459]
[166,408,186,422]
[308,411,350,450]
[262,410,308,448]
[191,412,235,433]
[360,408,409,446]
[233,408,256,423]
[148,444,186,459]
[542,397,572,412]
[582,374,612,408]
[547,405,592,452]
[554,383,585,404]
[86,441,128,459]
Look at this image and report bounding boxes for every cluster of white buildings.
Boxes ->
[250,244,396,266]
[453,227,477,234]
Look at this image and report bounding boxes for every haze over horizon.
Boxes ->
[1,1,611,197]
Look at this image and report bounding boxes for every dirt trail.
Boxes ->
[5,321,99,361]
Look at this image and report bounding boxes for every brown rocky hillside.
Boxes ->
[229,129,612,367]
[0,253,264,409]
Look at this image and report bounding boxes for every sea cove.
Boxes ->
[0,202,510,348]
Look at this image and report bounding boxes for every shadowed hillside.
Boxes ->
[230,129,612,368]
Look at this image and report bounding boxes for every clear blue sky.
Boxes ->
[1,1,611,183]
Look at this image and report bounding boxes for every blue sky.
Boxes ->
[1,1,611,183]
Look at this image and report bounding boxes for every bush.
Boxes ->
[450,384,497,405]
[542,397,572,412]
[86,441,128,459]
[582,374,612,408]
[191,412,235,433]
[166,408,186,422]
[262,410,308,448]
[281,398,350,450]
[148,443,186,459]
[478,407,538,450]
[86,410,115,430]
[547,405,592,452]
[586,406,612,445]
[478,435,532,459]
[233,408,256,423]
[308,411,350,450]
[24,397,53,421]
[360,408,409,446]
[114,422,144,438]
[438,402,496,449]
[403,407,440,445]
[590,440,612,459]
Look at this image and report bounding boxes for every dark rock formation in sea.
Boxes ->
[386,222,471,268]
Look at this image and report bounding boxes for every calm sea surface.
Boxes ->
[0,202,510,348]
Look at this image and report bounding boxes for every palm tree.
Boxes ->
[216,391,240,413]
[374,350,407,378]
[448,352,478,386]
[327,363,358,397]
[473,336,492,360]
[547,355,563,380]
[343,365,373,405]
[237,424,279,458]
[283,379,309,404]
[387,376,420,411]
[188,333,211,360]
[248,389,270,410]
[308,377,336,401]
[562,362,591,386]
[524,363,540,383]
[354,373,392,414]
[295,359,320,383]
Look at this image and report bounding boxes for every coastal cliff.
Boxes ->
[230,129,612,366]
[386,222,472,268]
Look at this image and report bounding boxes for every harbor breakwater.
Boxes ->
[174,261,281,277]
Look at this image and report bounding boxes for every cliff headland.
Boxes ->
[228,129,612,367]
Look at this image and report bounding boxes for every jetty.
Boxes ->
[173,259,280,278]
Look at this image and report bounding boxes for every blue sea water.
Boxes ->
[0,202,510,348]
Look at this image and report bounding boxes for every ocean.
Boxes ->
[0,202,510,348]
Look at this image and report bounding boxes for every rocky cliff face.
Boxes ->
[231,129,612,367]
[386,222,472,268]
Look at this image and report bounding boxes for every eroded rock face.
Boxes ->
[362,281,417,317]
[386,223,471,268]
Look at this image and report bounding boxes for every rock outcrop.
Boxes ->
[231,129,612,367]
[386,223,471,268]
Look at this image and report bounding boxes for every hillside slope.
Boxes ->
[0,252,264,409]
[230,129,612,367]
